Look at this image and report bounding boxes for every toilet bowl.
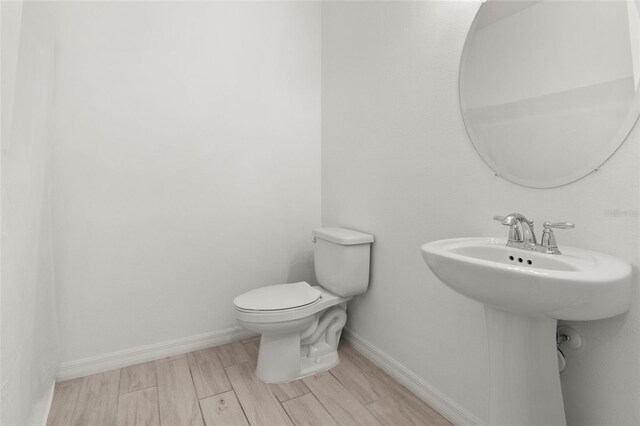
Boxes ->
[233,227,374,383]
[235,282,351,382]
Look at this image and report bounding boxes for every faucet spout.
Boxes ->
[502,213,537,248]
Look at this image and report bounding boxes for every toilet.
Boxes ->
[233,227,374,383]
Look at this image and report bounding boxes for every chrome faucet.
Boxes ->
[494,213,537,249]
[493,213,574,255]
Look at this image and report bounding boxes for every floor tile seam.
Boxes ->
[154,360,162,426]
[118,383,158,397]
[221,363,257,426]
[196,386,240,402]
[302,377,351,426]
[327,368,383,404]
[185,352,207,425]
[279,400,296,426]
[272,387,311,404]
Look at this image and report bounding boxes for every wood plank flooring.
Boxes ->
[47,339,452,426]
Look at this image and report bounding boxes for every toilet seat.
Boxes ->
[234,282,321,312]
[235,286,350,324]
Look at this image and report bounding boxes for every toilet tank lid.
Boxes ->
[312,227,374,245]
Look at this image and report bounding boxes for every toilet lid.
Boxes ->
[234,282,321,311]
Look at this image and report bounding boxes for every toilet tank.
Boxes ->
[312,227,374,297]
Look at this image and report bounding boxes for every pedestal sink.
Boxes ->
[421,237,632,426]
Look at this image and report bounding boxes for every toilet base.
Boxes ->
[255,332,304,383]
[254,305,347,383]
[299,347,340,378]
[257,344,341,384]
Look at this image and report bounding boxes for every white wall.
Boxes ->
[52,1,321,364]
[1,2,59,425]
[321,2,640,425]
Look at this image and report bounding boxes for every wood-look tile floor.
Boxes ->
[47,338,452,426]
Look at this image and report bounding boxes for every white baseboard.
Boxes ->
[342,328,484,426]
[56,325,482,424]
[56,326,256,382]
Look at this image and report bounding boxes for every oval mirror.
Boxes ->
[460,0,640,188]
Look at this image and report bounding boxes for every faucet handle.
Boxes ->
[541,221,574,254]
[493,215,506,223]
[543,222,575,230]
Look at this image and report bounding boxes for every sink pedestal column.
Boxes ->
[485,306,566,426]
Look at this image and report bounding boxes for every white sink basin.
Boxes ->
[421,237,633,426]
[421,237,632,320]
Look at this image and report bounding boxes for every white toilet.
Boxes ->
[233,227,374,383]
